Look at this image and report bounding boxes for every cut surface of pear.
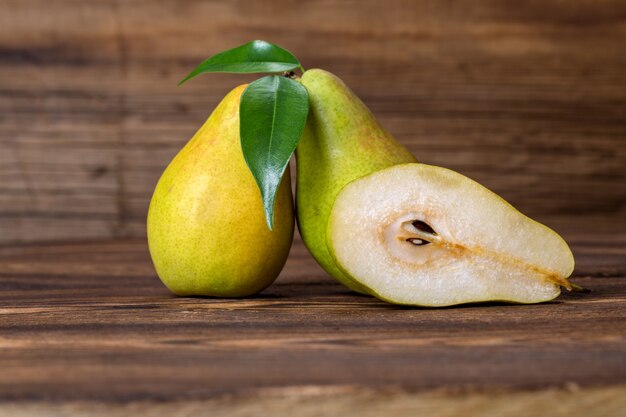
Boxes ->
[296,69,416,293]
[147,85,294,298]
[328,163,575,307]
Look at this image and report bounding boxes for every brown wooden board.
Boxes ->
[1,0,625,243]
[0,218,624,410]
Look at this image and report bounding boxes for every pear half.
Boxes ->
[327,163,575,307]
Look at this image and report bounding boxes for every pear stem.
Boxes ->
[570,282,591,293]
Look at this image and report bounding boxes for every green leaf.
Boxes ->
[179,40,301,85]
[240,75,309,229]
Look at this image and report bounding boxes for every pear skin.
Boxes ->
[296,69,417,293]
[147,85,294,297]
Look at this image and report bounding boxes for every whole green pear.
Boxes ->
[296,69,417,293]
[147,85,294,297]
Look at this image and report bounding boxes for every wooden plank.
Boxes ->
[1,0,625,243]
[0,385,625,417]
[0,222,624,406]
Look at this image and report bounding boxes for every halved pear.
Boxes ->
[327,163,575,307]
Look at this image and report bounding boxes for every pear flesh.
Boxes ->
[328,163,575,306]
[296,69,416,293]
[147,85,294,297]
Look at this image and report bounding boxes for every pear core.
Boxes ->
[328,163,575,307]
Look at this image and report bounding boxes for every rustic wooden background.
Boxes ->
[1,0,624,244]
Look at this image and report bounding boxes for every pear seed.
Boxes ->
[412,220,437,235]
[406,238,430,246]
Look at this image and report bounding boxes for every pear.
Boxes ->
[327,163,575,306]
[296,69,417,292]
[147,85,294,297]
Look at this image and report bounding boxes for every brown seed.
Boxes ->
[412,220,437,235]
[406,238,430,246]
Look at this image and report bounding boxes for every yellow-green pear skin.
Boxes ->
[296,69,417,293]
[147,85,294,297]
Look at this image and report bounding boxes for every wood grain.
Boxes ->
[0,220,624,412]
[1,0,625,243]
[1,386,626,417]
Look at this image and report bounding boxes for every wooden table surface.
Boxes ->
[1,218,625,416]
